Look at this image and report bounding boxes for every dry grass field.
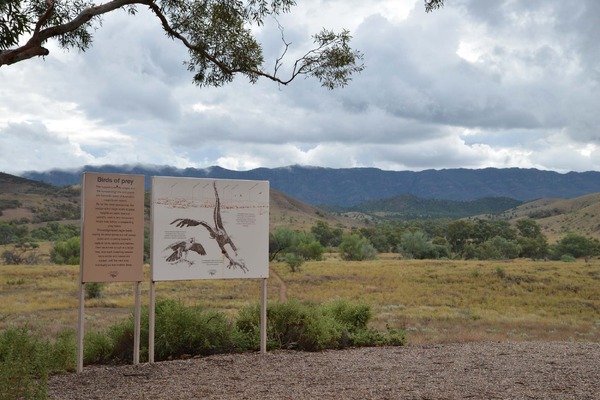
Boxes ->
[2,252,599,345]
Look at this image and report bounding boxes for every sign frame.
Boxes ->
[77,172,145,373]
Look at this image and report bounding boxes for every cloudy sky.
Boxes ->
[1,0,599,176]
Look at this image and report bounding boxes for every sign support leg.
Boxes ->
[133,281,141,365]
[149,280,156,363]
[77,281,85,373]
[261,278,267,354]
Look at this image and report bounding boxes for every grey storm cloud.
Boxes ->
[1,0,599,174]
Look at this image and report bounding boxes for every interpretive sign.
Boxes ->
[81,173,145,282]
[151,177,269,281]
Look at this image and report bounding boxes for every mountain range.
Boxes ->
[2,171,600,242]
[22,165,600,207]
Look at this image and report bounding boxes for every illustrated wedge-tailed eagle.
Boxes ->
[164,237,206,266]
[171,181,247,272]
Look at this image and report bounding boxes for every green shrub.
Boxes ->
[495,266,506,279]
[84,330,114,365]
[50,236,80,265]
[283,253,304,272]
[83,299,406,365]
[552,233,600,260]
[236,299,405,351]
[85,282,106,299]
[0,328,48,400]
[47,329,77,374]
[323,300,406,347]
[153,301,238,360]
[339,234,377,261]
[84,300,241,364]
[560,254,576,262]
[237,299,340,351]
[323,299,372,331]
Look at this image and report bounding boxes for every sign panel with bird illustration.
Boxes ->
[151,177,269,280]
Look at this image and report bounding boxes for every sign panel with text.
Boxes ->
[151,177,269,281]
[81,173,145,282]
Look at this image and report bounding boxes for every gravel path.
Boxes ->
[48,341,600,399]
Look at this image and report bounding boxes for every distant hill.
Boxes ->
[0,172,359,231]
[0,172,80,223]
[487,193,600,243]
[269,188,362,230]
[3,171,599,241]
[347,194,523,220]
[22,165,600,207]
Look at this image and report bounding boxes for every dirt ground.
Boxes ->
[48,341,600,399]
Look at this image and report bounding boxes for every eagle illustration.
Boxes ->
[171,181,247,272]
[164,237,206,266]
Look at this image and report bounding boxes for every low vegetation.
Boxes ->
[2,175,600,399]
[1,298,399,398]
[1,256,599,397]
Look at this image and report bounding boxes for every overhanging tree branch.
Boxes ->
[0,0,367,88]
[1,0,139,66]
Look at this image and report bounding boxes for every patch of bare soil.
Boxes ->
[49,341,600,399]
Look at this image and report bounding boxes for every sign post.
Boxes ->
[78,172,145,372]
[149,177,269,362]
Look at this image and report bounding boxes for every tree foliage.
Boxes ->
[425,0,445,13]
[0,0,365,88]
[551,233,600,260]
[50,236,80,265]
[269,227,323,271]
[310,220,343,248]
[338,233,376,261]
[398,230,449,260]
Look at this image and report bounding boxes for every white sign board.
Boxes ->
[151,177,269,281]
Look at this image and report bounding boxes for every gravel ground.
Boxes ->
[48,341,600,399]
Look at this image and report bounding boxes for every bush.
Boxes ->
[30,222,79,242]
[283,253,304,272]
[84,331,114,365]
[0,328,76,399]
[85,282,106,299]
[151,300,238,360]
[552,233,600,260]
[84,299,241,364]
[0,328,48,400]
[50,236,81,265]
[560,254,576,263]
[236,299,405,351]
[47,329,77,374]
[339,234,377,261]
[270,228,325,271]
[237,299,341,351]
[81,299,406,365]
[1,243,40,265]
[323,300,406,348]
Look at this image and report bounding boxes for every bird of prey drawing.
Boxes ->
[164,237,206,266]
[171,181,248,272]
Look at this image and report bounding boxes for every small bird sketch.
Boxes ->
[170,181,248,272]
[164,237,206,266]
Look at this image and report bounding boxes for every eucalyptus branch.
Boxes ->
[0,0,138,66]
[273,19,291,78]
[1,0,364,88]
[34,0,55,35]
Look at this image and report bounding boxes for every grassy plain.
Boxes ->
[1,254,599,345]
